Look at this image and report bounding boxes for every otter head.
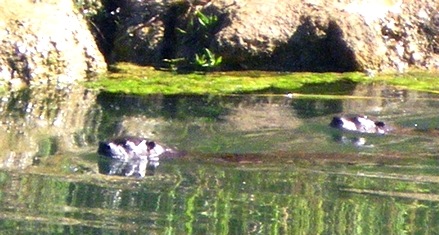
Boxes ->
[329,117,344,129]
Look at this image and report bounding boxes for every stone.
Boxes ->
[0,0,106,87]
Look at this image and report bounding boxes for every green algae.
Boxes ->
[86,63,439,95]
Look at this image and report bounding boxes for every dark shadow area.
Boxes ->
[95,93,232,139]
[90,0,166,64]
[160,2,188,62]
[291,99,343,118]
[96,93,230,120]
[269,18,359,72]
[419,12,439,54]
[89,0,120,63]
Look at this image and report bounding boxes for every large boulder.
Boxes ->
[214,0,439,72]
[109,0,439,72]
[0,0,107,88]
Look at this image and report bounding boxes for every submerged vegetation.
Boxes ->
[87,63,439,95]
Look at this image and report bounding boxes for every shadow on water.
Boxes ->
[2,83,439,233]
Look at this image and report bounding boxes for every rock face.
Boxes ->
[108,0,439,72]
[0,0,106,88]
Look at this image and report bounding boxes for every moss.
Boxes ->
[86,63,439,95]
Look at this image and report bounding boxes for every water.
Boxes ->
[1,84,439,234]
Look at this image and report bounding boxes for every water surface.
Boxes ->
[1,84,439,234]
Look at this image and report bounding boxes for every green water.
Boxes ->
[1,160,439,234]
[1,84,439,234]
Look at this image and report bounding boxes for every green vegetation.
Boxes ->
[73,0,102,18]
[194,48,222,70]
[87,63,439,95]
[164,8,223,71]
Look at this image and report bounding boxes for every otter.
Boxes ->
[98,136,183,160]
[97,136,184,177]
[329,115,390,134]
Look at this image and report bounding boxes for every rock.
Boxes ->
[109,0,168,65]
[0,0,106,87]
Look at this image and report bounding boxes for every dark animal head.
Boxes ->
[329,117,344,129]
[147,141,156,150]
[375,121,385,128]
[98,141,119,158]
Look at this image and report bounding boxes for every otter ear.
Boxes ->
[375,121,386,127]
[147,141,156,150]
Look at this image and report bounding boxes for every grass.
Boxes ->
[86,63,439,95]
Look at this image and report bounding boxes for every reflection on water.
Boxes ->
[98,157,157,177]
[0,86,98,169]
[1,84,439,233]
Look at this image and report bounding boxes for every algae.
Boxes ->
[86,63,439,95]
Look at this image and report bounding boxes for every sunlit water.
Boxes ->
[1,84,439,234]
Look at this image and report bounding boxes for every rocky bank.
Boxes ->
[0,0,438,88]
[107,0,439,72]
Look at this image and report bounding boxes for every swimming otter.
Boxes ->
[97,136,182,161]
[329,116,390,134]
[97,136,183,177]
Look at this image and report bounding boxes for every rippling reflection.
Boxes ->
[0,86,98,169]
[0,84,439,234]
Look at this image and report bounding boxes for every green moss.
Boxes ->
[86,63,439,95]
